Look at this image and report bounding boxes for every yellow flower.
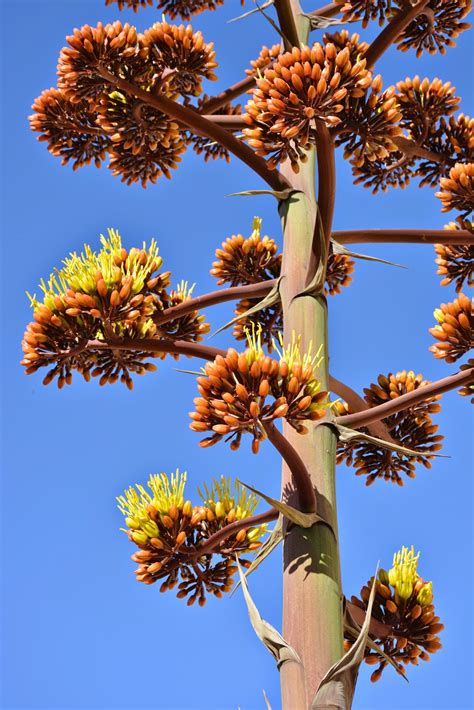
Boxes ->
[388,545,420,600]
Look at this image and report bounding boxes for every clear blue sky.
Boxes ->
[1,1,472,708]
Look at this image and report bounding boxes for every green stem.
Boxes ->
[277,4,343,707]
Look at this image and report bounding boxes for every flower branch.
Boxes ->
[328,375,395,443]
[152,281,276,326]
[88,337,225,362]
[332,229,474,246]
[334,368,474,429]
[96,66,292,193]
[264,422,317,513]
[364,0,431,68]
[193,508,279,557]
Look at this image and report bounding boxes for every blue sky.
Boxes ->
[1,1,473,708]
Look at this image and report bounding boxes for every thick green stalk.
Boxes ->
[276,2,343,706]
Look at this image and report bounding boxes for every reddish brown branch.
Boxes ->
[334,368,474,429]
[199,77,256,114]
[153,281,276,326]
[332,229,474,245]
[328,375,396,443]
[308,2,341,19]
[193,508,279,557]
[87,337,225,361]
[364,0,431,68]
[96,67,292,193]
[392,136,446,163]
[264,422,317,513]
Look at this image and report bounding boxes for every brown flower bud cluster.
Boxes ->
[322,30,369,59]
[141,22,217,97]
[396,0,472,58]
[243,43,372,171]
[336,76,404,168]
[352,80,473,194]
[335,0,391,28]
[21,230,209,389]
[97,91,186,187]
[435,220,474,293]
[429,293,473,362]
[335,371,443,485]
[458,359,474,403]
[118,472,266,605]
[417,114,474,190]
[186,95,242,163]
[105,0,238,21]
[396,76,460,139]
[31,21,219,186]
[245,44,282,78]
[346,547,443,682]
[29,89,110,170]
[436,162,474,217]
[325,248,355,295]
[189,335,330,453]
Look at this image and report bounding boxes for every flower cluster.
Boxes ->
[118,471,266,605]
[211,219,355,348]
[105,0,240,21]
[189,331,330,453]
[396,0,471,58]
[29,89,110,170]
[31,20,219,186]
[436,163,474,217]
[435,220,473,293]
[346,546,443,682]
[336,76,403,169]
[335,0,392,28]
[429,293,473,362]
[396,76,460,139]
[21,229,209,389]
[245,44,282,78]
[243,43,372,171]
[335,370,443,485]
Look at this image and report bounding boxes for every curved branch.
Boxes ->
[308,2,341,19]
[264,422,317,513]
[153,281,276,326]
[332,229,474,246]
[193,508,279,557]
[96,67,292,193]
[392,136,446,164]
[328,375,395,443]
[334,368,474,429]
[87,337,225,361]
[199,76,256,114]
[364,0,430,68]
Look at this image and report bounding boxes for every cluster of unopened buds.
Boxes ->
[118,471,266,605]
[29,20,231,186]
[429,293,473,363]
[210,217,354,348]
[21,229,209,389]
[346,546,443,682]
[190,330,331,453]
[335,371,443,485]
